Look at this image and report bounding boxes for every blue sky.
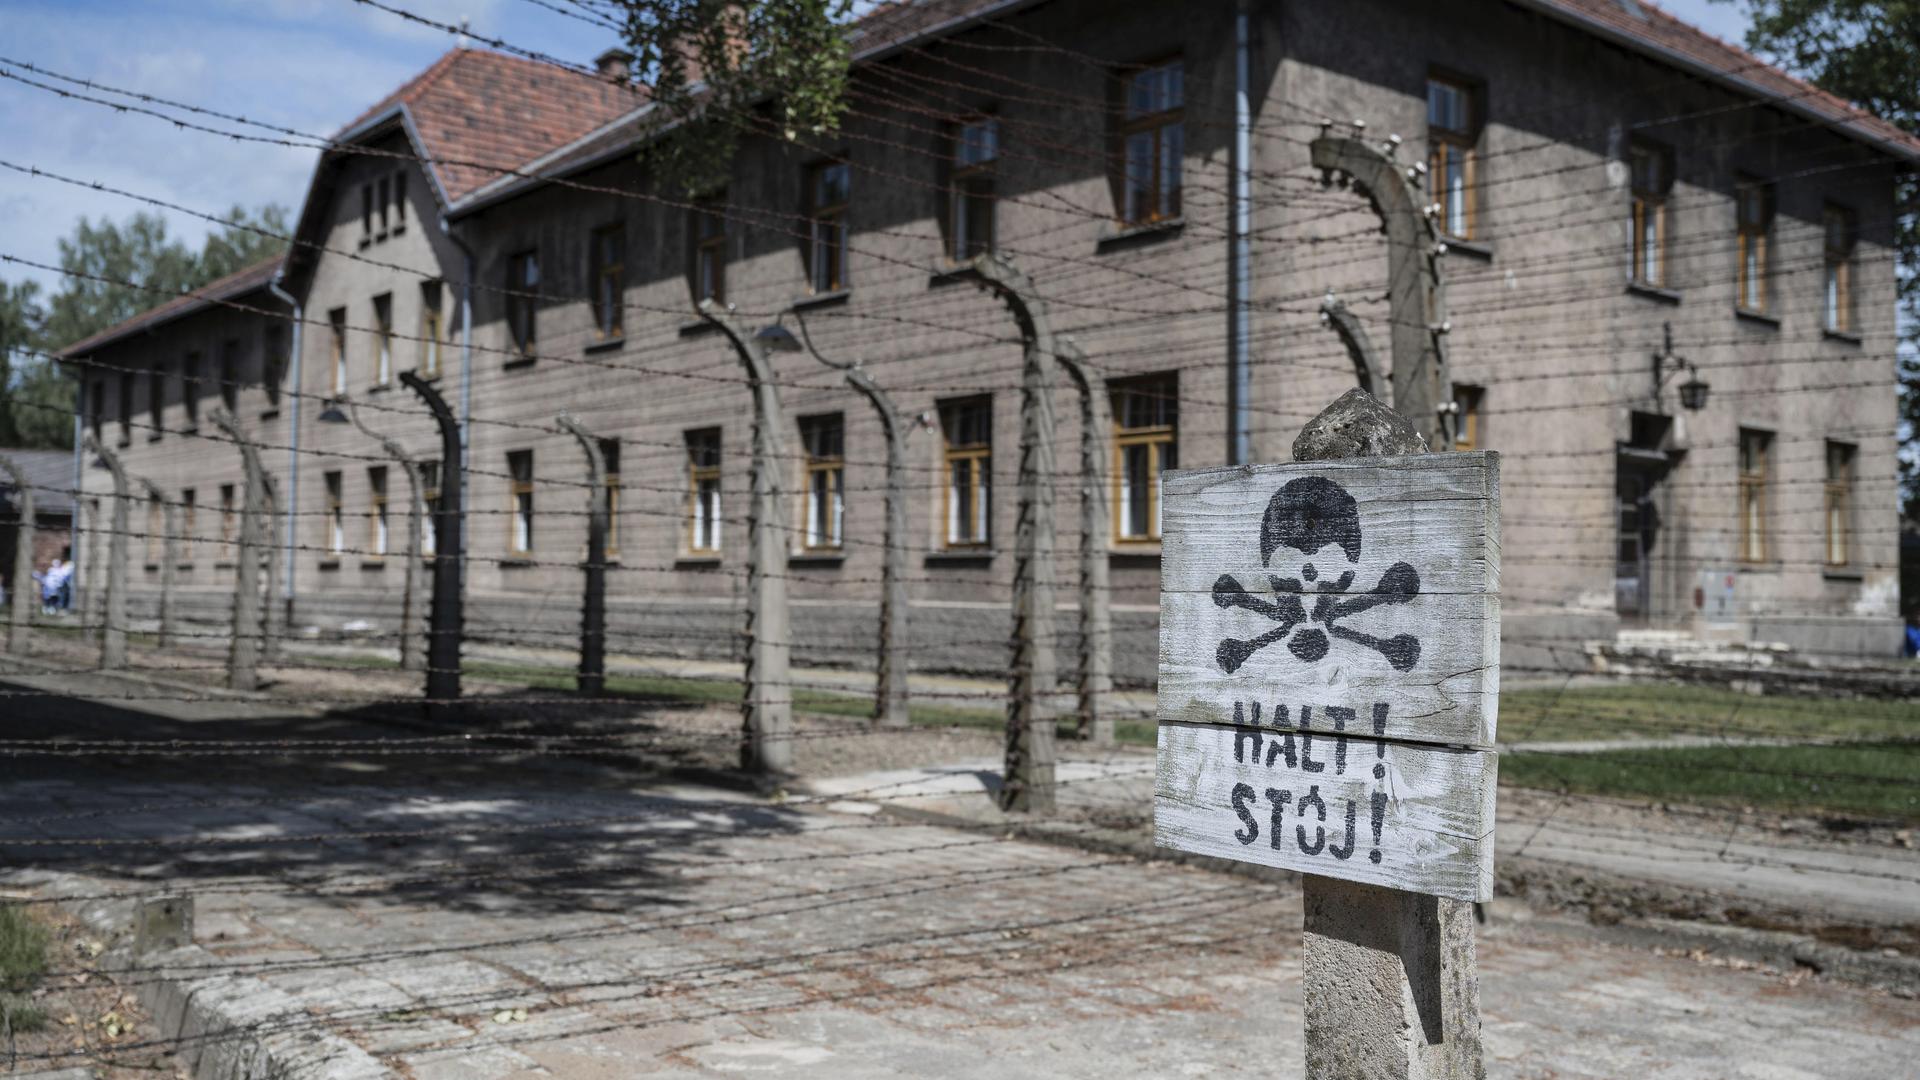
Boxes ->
[0,0,1752,301]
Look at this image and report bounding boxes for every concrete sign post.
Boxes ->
[1155,390,1498,1078]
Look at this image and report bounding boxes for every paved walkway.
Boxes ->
[8,774,1920,1079]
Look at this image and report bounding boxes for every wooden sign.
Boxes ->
[1153,453,1500,902]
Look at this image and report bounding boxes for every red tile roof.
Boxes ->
[341,48,642,204]
[1529,0,1920,160]
[57,255,286,358]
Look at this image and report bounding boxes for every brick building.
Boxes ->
[60,0,1919,677]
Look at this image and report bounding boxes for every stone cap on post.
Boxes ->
[1293,388,1429,463]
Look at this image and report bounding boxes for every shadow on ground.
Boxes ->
[0,677,804,919]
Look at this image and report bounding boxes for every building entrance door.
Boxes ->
[1615,461,1662,620]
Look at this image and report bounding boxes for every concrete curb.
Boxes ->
[24,870,393,1080]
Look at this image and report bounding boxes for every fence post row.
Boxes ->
[135,477,178,651]
[1310,128,1455,447]
[969,254,1060,812]
[699,300,794,774]
[210,409,265,692]
[1051,338,1114,746]
[81,435,130,671]
[556,414,609,698]
[0,453,34,653]
[345,397,426,673]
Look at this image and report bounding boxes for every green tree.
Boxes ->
[40,205,291,352]
[198,203,292,282]
[0,278,47,447]
[39,212,200,353]
[617,0,855,191]
[1735,1,1919,511]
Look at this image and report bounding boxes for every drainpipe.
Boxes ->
[268,273,303,627]
[1226,0,1254,465]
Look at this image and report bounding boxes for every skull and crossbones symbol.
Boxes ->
[1211,476,1422,674]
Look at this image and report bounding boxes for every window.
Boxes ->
[220,483,236,546]
[368,466,389,557]
[1111,375,1177,543]
[687,429,722,554]
[1825,441,1855,567]
[1121,59,1183,226]
[598,438,621,556]
[145,493,162,563]
[392,172,407,229]
[376,176,390,236]
[940,397,992,547]
[950,117,998,261]
[590,223,625,339]
[180,488,195,560]
[360,184,373,242]
[181,353,200,427]
[329,307,348,395]
[1735,178,1773,313]
[1427,75,1479,240]
[1824,205,1856,334]
[507,450,535,555]
[808,161,850,293]
[1738,428,1771,563]
[324,471,345,557]
[149,364,165,433]
[1453,384,1485,450]
[419,280,444,377]
[1629,141,1672,287]
[799,414,845,549]
[118,371,133,445]
[263,325,285,409]
[219,339,240,412]
[507,250,538,356]
[372,293,393,386]
[420,461,440,558]
[692,197,727,305]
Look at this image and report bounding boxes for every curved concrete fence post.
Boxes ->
[210,409,265,691]
[81,435,129,670]
[1053,338,1113,747]
[556,413,609,698]
[0,453,35,652]
[1310,128,1455,448]
[698,300,793,774]
[968,253,1060,813]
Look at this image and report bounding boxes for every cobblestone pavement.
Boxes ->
[5,769,1918,1079]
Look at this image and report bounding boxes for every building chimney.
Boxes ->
[595,48,635,83]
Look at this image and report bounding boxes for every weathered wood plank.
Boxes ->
[1154,720,1496,902]
[1162,453,1500,595]
[1158,591,1499,748]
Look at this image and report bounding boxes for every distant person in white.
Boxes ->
[37,555,72,614]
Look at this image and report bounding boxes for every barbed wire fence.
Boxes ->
[0,0,1914,1072]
